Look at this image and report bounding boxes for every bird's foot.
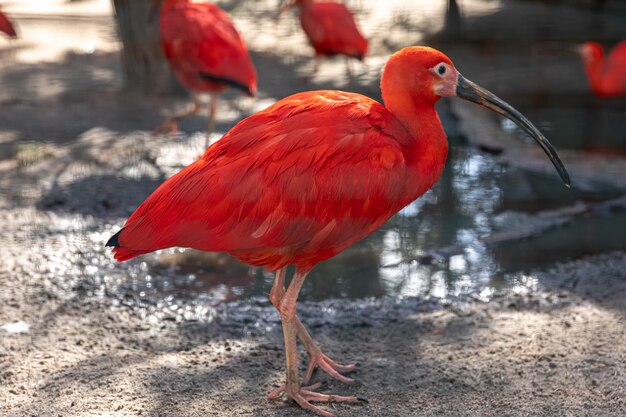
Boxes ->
[304,349,356,385]
[268,382,365,417]
[267,381,321,399]
[153,118,178,136]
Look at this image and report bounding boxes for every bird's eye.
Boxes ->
[437,64,446,75]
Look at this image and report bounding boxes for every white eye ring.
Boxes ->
[434,63,448,76]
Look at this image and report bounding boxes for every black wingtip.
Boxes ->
[198,72,255,97]
[356,396,369,403]
[106,229,122,247]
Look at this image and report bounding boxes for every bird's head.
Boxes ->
[381,46,570,187]
[381,47,458,104]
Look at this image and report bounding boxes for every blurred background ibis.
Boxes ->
[153,0,257,147]
[277,0,367,78]
[578,40,626,97]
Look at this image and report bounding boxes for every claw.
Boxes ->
[303,351,356,385]
[293,388,363,417]
[270,383,364,417]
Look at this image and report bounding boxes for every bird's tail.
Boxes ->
[106,229,149,262]
[111,247,149,262]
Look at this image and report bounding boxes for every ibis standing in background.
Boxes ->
[0,8,17,38]
[277,0,367,77]
[107,46,570,416]
[153,0,257,148]
[578,41,626,97]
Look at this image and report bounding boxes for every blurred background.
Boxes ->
[0,0,625,314]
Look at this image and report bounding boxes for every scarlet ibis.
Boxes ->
[277,0,367,77]
[153,0,257,147]
[578,40,626,97]
[107,46,569,416]
[0,9,17,38]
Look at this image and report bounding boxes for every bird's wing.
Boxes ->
[0,11,17,38]
[160,3,255,90]
[115,91,412,266]
[301,3,367,57]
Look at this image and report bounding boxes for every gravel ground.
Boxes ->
[1,229,625,416]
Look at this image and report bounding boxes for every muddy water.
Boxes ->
[1,1,625,309]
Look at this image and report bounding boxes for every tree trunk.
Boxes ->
[111,0,180,95]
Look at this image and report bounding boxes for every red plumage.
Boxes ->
[297,0,367,60]
[580,40,626,97]
[159,0,256,95]
[0,10,17,38]
[112,89,444,272]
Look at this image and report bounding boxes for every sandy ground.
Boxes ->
[1,1,626,416]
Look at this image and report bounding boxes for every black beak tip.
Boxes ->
[555,169,571,187]
[550,153,571,187]
[563,173,572,188]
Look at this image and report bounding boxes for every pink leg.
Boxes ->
[268,268,364,417]
[268,268,356,386]
[154,94,200,136]
[345,56,353,79]
[312,56,321,77]
[204,93,218,150]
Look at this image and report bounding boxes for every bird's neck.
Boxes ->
[584,52,607,96]
[385,94,449,198]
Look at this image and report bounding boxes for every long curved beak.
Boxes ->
[456,74,571,187]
